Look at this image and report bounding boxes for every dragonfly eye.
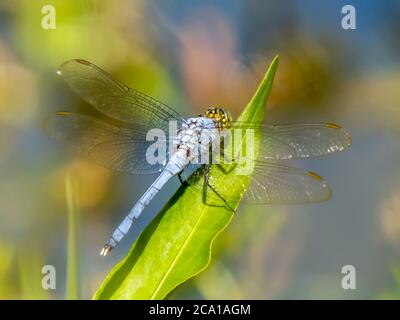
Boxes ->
[204,107,232,128]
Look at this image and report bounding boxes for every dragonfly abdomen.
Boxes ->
[100,151,187,256]
[101,121,219,255]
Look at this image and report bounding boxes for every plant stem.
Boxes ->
[65,171,80,300]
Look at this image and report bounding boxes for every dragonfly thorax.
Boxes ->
[175,117,222,165]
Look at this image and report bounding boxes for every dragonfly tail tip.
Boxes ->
[100,244,113,256]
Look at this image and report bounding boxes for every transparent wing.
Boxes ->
[186,160,331,205]
[57,59,185,128]
[44,112,170,174]
[242,161,331,204]
[256,123,351,159]
[207,122,351,160]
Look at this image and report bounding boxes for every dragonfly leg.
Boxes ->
[178,172,184,184]
[203,164,234,212]
[178,171,190,186]
[217,139,238,174]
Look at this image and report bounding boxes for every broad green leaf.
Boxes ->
[94,55,279,300]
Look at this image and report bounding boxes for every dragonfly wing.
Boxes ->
[57,59,184,128]
[229,122,351,159]
[242,160,331,204]
[44,112,169,174]
[185,160,330,206]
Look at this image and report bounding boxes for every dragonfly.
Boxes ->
[44,59,351,256]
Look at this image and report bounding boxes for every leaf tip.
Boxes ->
[268,54,280,74]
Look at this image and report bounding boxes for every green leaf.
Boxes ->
[93,55,279,300]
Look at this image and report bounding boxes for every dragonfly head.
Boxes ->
[204,107,232,129]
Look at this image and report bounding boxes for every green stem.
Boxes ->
[65,171,80,300]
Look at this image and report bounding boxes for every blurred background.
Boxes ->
[1,0,400,299]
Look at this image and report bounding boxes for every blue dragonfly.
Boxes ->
[45,59,351,255]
